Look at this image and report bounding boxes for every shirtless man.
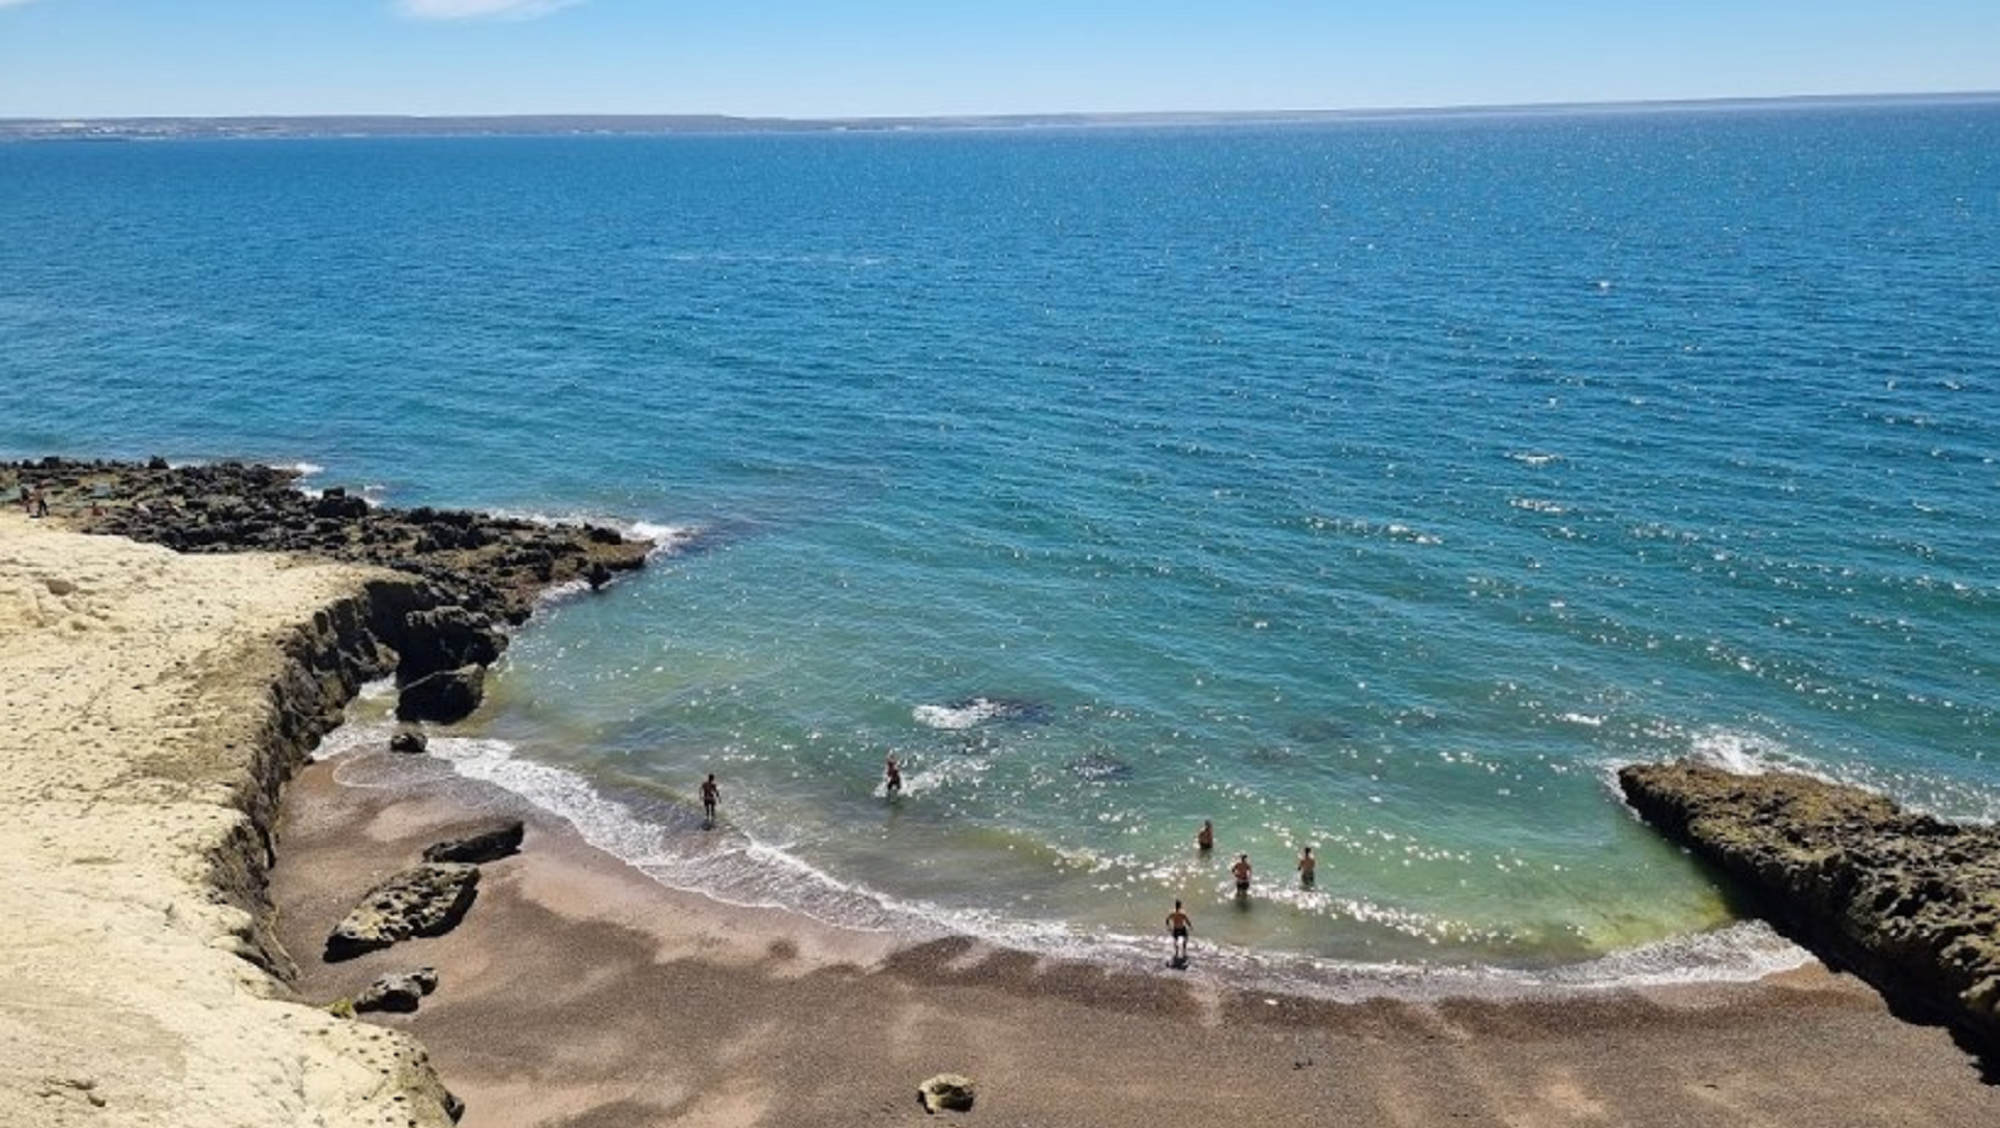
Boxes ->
[885,754,903,797]
[1297,845,1316,887]
[1166,899,1192,963]
[1195,819,1215,852]
[1231,853,1252,898]
[700,773,719,826]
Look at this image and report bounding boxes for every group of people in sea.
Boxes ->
[1173,820,1317,965]
[691,768,1318,969]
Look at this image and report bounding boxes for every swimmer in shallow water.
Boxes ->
[1166,899,1192,963]
[1195,819,1214,851]
[700,772,719,827]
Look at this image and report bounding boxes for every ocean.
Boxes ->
[5,99,1998,996]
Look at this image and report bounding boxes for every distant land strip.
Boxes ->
[4,91,1998,142]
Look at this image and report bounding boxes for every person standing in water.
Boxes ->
[1195,819,1215,852]
[1231,853,1252,898]
[1297,845,1316,888]
[1166,899,1192,964]
[700,773,719,827]
[884,754,903,797]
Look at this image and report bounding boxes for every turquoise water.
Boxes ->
[6,101,1999,989]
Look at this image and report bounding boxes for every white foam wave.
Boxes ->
[1508,452,1563,467]
[311,719,393,761]
[486,508,702,557]
[1683,726,1833,781]
[913,699,1010,730]
[1510,497,1567,515]
[628,520,700,553]
[397,732,1818,1001]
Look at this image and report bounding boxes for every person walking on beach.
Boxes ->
[1297,845,1316,888]
[884,753,903,797]
[1166,899,1192,964]
[1232,853,1252,898]
[700,773,719,827]
[1195,819,1214,852]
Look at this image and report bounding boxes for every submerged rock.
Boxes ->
[326,862,480,961]
[1619,761,2000,1058]
[389,727,428,755]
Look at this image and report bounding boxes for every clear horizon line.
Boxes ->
[6,88,1999,128]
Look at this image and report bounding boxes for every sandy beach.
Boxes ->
[270,745,2000,1127]
[8,507,2000,1127]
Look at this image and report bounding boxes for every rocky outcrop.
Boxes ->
[396,664,487,724]
[399,604,507,683]
[326,863,481,961]
[7,457,658,727]
[200,577,417,980]
[423,820,526,864]
[1619,761,2000,1058]
[390,727,430,755]
[4,457,652,626]
[356,968,441,1014]
[0,518,464,1127]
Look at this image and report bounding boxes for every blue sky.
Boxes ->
[2,0,1997,119]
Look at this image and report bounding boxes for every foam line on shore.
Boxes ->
[326,712,1814,1002]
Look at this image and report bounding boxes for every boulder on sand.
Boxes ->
[354,968,441,1013]
[422,819,525,865]
[917,1073,976,1114]
[325,863,480,961]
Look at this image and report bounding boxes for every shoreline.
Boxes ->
[6,483,1998,1124]
[274,739,2000,1127]
[319,706,1819,1004]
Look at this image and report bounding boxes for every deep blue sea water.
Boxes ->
[6,101,1999,993]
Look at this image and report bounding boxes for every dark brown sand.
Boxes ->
[271,749,2000,1128]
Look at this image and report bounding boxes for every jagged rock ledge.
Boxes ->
[5,456,654,722]
[1619,761,2000,1059]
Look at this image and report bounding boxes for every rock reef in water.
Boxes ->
[1619,761,2000,1059]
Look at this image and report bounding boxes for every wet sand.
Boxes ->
[274,745,2000,1128]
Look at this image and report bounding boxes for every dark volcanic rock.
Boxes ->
[398,605,507,684]
[326,863,480,961]
[422,820,525,864]
[389,728,429,755]
[354,967,440,1013]
[1,458,653,628]
[1619,761,2000,1058]
[395,665,486,724]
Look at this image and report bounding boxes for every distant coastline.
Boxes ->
[4,90,1997,143]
